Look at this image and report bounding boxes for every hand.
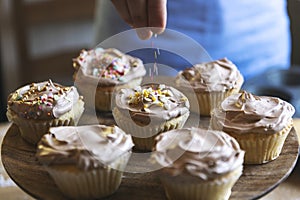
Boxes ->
[111,0,167,40]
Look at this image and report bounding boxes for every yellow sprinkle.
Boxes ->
[152,96,157,101]
[158,102,164,107]
[181,97,188,101]
[143,90,149,97]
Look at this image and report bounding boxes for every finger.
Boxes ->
[126,0,148,28]
[126,0,152,39]
[136,28,153,40]
[148,0,167,34]
[111,0,133,26]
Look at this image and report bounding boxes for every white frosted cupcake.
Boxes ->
[175,58,244,116]
[211,91,295,164]
[152,127,244,200]
[73,47,146,111]
[36,125,134,199]
[6,80,84,145]
[113,83,190,151]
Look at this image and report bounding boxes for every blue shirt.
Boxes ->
[94,0,291,80]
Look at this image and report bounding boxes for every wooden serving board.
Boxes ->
[1,112,299,200]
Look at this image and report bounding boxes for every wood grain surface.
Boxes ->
[1,113,299,200]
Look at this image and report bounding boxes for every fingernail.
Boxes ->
[151,27,165,35]
[136,29,153,40]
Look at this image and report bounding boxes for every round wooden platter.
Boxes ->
[1,113,299,200]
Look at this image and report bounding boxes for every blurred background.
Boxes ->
[0,0,300,122]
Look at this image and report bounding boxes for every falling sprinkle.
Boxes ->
[154,62,158,76]
[157,48,160,55]
[150,34,160,80]
[149,68,152,80]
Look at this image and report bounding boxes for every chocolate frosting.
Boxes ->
[212,91,295,134]
[114,83,190,123]
[73,48,146,86]
[7,80,82,119]
[176,58,244,92]
[36,125,134,170]
[152,127,244,180]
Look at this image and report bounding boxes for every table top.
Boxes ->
[0,119,300,200]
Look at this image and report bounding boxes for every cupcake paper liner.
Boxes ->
[160,166,243,200]
[46,152,131,199]
[229,121,293,164]
[183,88,240,116]
[7,100,84,145]
[211,118,293,164]
[113,108,190,151]
[76,77,143,112]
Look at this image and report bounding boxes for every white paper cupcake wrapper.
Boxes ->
[46,152,131,199]
[113,108,190,151]
[211,117,293,164]
[190,89,240,116]
[7,100,84,145]
[161,166,242,200]
[77,77,142,112]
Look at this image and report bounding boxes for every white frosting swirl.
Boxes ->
[36,125,134,170]
[73,48,146,86]
[114,83,190,122]
[7,80,82,119]
[152,127,244,180]
[211,91,295,134]
[176,58,244,92]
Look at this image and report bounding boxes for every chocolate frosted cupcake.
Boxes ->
[73,47,146,111]
[113,83,190,151]
[211,91,295,164]
[36,125,134,199]
[175,58,244,116]
[152,127,244,200]
[6,80,84,144]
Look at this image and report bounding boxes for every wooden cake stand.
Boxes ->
[1,111,299,200]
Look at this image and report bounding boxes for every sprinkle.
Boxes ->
[157,48,160,55]
[154,63,158,76]
[15,94,22,101]
[158,102,164,107]
[54,95,59,101]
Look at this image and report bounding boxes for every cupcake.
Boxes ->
[152,127,244,200]
[113,83,190,151]
[211,91,295,164]
[175,58,244,116]
[36,125,134,199]
[6,80,84,145]
[73,47,146,111]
